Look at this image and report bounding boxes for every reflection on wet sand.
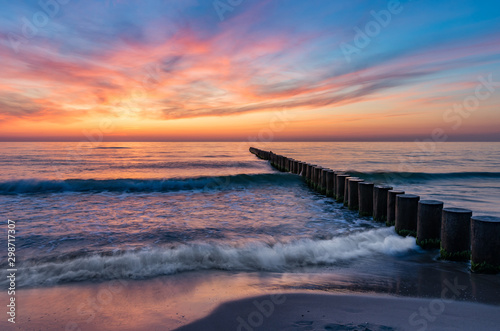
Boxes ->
[4,249,499,330]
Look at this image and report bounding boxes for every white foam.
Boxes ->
[14,228,416,287]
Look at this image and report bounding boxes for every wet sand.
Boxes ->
[2,250,499,330]
[176,293,500,331]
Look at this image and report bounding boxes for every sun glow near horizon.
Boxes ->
[0,0,499,141]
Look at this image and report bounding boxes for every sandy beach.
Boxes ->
[177,293,500,331]
[2,252,499,331]
[3,279,499,331]
[2,0,500,328]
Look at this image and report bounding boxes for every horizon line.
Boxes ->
[1,140,500,143]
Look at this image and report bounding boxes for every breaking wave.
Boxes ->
[349,171,500,183]
[0,173,300,194]
[11,228,417,287]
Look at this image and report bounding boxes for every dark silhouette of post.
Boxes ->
[344,177,356,206]
[320,169,328,194]
[373,185,393,223]
[348,178,364,211]
[395,194,420,237]
[417,200,443,249]
[336,174,349,202]
[387,190,405,226]
[358,182,374,216]
[440,208,472,261]
[471,216,500,273]
[326,170,334,197]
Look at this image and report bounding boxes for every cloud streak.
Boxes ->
[0,0,499,139]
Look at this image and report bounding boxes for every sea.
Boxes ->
[1,142,499,292]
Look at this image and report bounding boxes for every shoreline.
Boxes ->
[2,254,499,330]
[176,292,500,331]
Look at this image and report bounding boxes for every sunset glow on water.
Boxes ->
[1,0,499,329]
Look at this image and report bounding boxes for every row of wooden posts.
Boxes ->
[249,147,500,274]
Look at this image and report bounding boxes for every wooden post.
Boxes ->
[395,194,420,237]
[333,172,340,198]
[314,166,322,190]
[373,185,393,223]
[336,174,349,202]
[348,178,364,211]
[344,177,359,206]
[440,208,472,261]
[387,190,405,226]
[320,169,328,194]
[326,170,334,197]
[358,182,374,216]
[471,216,500,273]
[416,200,443,249]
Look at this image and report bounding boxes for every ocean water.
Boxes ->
[0,142,499,288]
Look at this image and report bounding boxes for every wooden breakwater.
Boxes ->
[249,147,500,274]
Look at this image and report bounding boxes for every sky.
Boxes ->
[0,0,499,141]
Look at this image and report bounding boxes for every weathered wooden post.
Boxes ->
[348,178,364,211]
[471,216,500,273]
[373,185,393,223]
[326,170,334,197]
[332,172,340,198]
[307,164,315,184]
[440,208,472,261]
[312,165,318,184]
[317,167,324,191]
[309,165,315,186]
[300,162,306,177]
[290,159,296,174]
[358,182,374,216]
[336,174,349,202]
[387,190,405,226]
[395,194,420,237]
[321,169,328,194]
[344,177,359,206]
[416,200,443,249]
[344,176,354,206]
[314,166,322,190]
[310,165,317,186]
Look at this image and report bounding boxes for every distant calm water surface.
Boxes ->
[0,142,498,288]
